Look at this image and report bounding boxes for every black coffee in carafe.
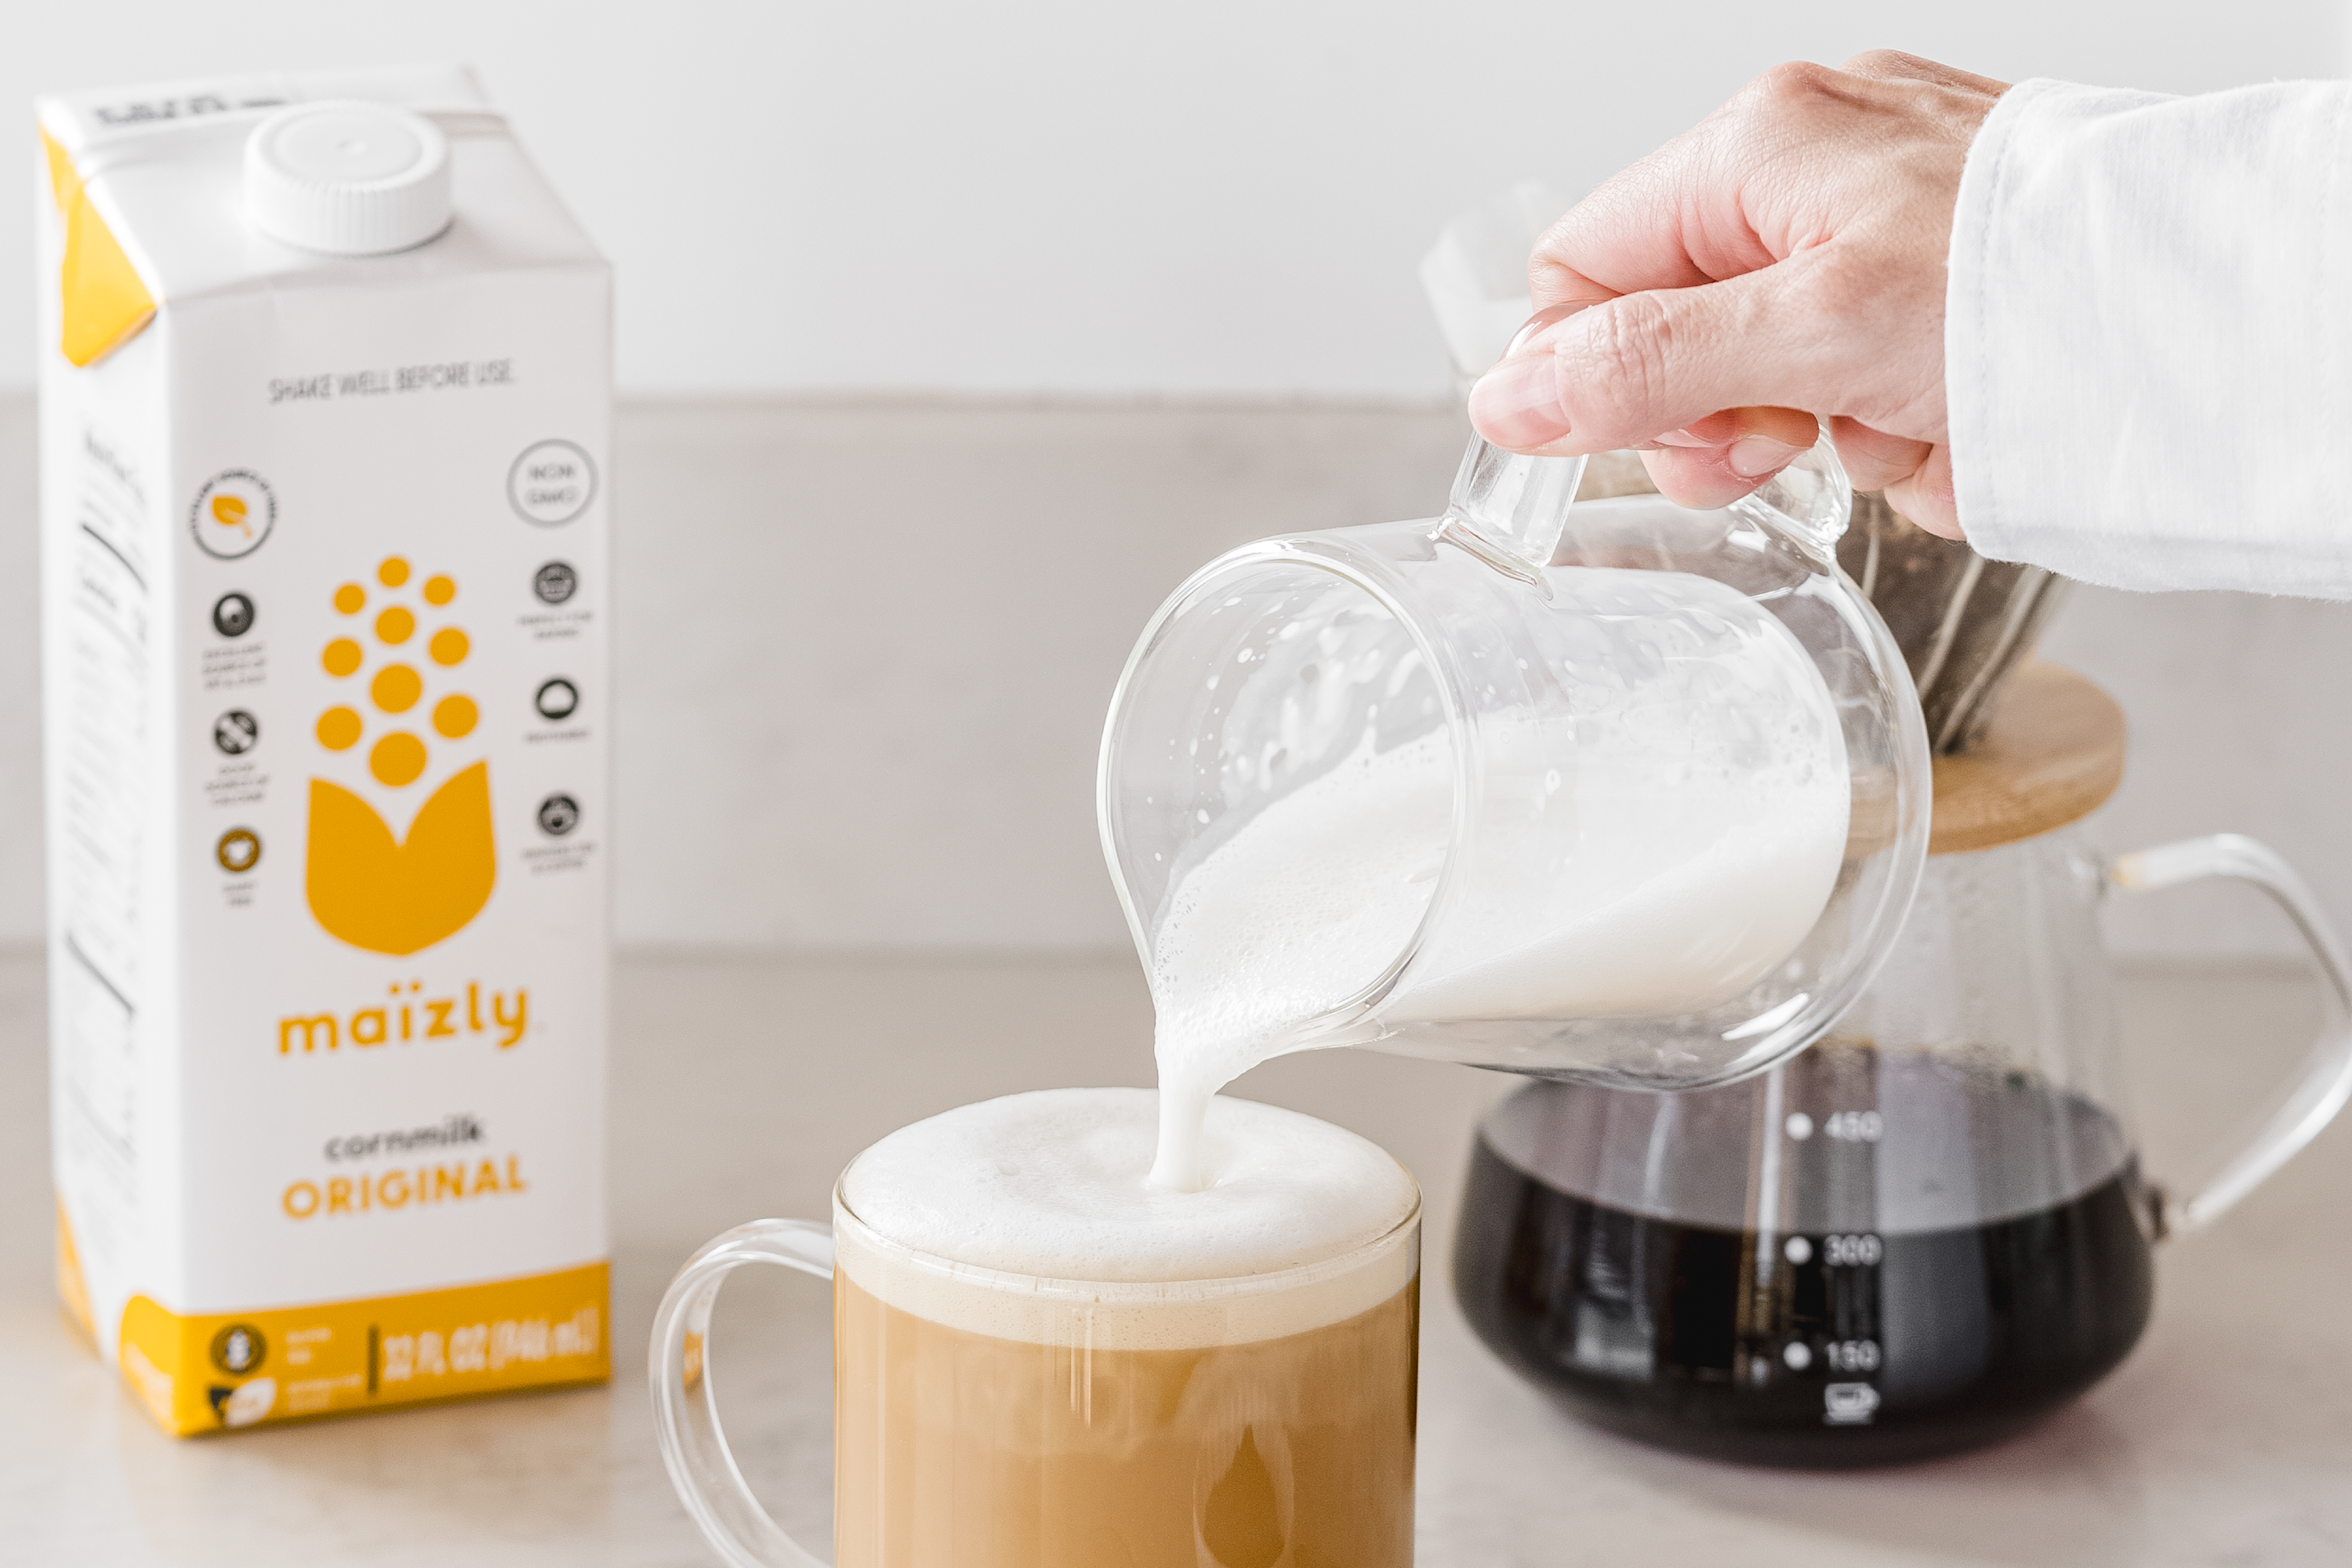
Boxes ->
[1454,1044,2158,1466]
[1447,662,2352,1466]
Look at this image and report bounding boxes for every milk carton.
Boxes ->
[36,66,610,1434]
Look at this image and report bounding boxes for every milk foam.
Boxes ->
[841,1088,1417,1281]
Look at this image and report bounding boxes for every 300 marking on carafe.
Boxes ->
[1823,1232,1884,1266]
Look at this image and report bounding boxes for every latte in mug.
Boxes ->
[652,1088,1421,1567]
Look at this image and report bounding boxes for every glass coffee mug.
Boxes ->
[651,1091,1424,1566]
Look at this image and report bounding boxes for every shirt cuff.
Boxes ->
[1947,77,2352,598]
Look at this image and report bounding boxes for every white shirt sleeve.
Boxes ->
[1947,78,2352,598]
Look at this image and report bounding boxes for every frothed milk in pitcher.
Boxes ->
[1143,564,1852,1190]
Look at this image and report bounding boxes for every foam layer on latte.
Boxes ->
[834,1088,1419,1348]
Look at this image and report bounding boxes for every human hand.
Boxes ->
[1467,52,2006,538]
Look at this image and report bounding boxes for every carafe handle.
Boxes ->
[2109,834,2352,1233]
[649,1218,836,1568]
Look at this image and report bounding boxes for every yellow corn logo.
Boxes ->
[306,556,493,955]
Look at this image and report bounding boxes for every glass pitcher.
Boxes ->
[1098,434,1932,1091]
[1452,665,2352,1465]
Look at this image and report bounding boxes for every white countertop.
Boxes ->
[5,947,2349,1566]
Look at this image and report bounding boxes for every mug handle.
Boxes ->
[2110,834,2352,1234]
[649,1218,836,1568]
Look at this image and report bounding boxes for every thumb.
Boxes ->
[1470,261,1842,456]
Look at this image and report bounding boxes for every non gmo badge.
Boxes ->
[190,470,277,559]
[507,440,597,526]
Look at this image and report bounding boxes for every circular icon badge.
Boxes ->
[507,440,597,526]
[212,592,257,640]
[214,710,260,755]
[216,828,262,874]
[534,677,579,722]
[190,470,277,560]
[532,561,579,604]
[536,793,580,837]
[210,1323,267,1376]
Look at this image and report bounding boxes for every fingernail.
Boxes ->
[1727,434,1803,479]
[1468,354,1571,450]
[1504,301,1592,359]
[1652,426,1712,448]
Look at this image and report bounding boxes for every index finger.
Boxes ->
[1527,60,1869,311]
[1526,101,1774,311]
[1530,59,1961,310]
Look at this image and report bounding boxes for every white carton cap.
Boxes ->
[245,101,452,256]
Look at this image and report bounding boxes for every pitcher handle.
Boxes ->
[2110,834,2352,1233]
[649,1218,836,1568]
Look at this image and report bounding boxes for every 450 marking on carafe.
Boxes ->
[1824,1109,1883,1142]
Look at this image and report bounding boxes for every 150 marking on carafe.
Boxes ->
[1823,1339,1882,1374]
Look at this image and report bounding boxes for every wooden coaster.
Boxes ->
[1929,662,2125,855]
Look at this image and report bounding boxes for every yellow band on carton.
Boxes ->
[115,1261,609,1436]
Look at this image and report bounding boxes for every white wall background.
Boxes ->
[7,0,2348,396]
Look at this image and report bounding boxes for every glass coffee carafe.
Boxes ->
[1454,660,2352,1465]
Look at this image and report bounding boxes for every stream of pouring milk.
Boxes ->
[1145,664,1850,1192]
